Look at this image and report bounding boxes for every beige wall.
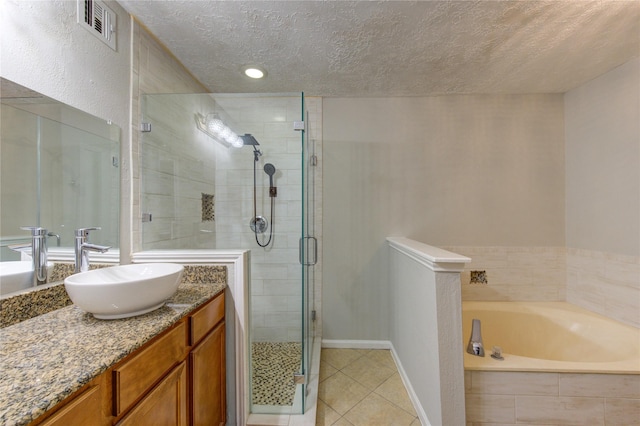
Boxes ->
[0,0,131,135]
[323,95,565,340]
[1,0,131,258]
[565,58,640,327]
[565,58,640,257]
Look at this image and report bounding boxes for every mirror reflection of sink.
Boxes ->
[64,263,184,319]
[0,261,54,296]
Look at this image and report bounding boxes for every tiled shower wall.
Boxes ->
[130,20,209,255]
[213,95,323,342]
[141,93,219,249]
[131,23,324,341]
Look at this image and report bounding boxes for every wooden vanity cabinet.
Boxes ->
[117,361,188,426]
[189,295,226,426]
[29,291,226,426]
[113,321,187,417]
[38,383,103,426]
[113,292,226,425]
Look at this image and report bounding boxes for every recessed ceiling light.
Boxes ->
[244,67,266,79]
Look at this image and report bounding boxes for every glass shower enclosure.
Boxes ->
[140,92,317,415]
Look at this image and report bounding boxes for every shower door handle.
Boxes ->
[299,236,317,266]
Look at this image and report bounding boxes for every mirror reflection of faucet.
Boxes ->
[11,226,50,286]
[74,227,111,273]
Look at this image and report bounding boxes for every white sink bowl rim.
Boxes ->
[64,263,184,319]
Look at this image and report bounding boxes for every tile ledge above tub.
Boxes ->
[387,237,471,272]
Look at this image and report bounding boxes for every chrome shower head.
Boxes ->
[264,163,277,190]
[264,163,276,177]
[240,134,260,146]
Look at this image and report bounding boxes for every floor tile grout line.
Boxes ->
[319,349,419,425]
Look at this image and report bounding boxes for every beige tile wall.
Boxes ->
[449,245,639,328]
[445,246,566,302]
[465,371,640,425]
[566,248,640,328]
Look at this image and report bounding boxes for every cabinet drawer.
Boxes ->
[190,293,224,346]
[113,321,187,415]
[39,384,102,426]
[116,361,187,426]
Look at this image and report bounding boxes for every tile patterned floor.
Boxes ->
[316,348,421,426]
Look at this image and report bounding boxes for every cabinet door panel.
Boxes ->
[190,321,225,426]
[117,361,187,426]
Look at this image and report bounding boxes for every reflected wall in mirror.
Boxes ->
[0,78,120,261]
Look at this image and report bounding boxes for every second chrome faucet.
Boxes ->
[74,227,111,273]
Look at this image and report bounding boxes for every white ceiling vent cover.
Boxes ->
[77,0,117,51]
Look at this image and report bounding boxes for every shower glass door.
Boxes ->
[140,92,313,415]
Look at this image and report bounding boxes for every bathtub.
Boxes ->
[462,302,640,425]
[462,301,640,373]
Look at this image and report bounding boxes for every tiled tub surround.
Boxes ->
[0,266,226,425]
[448,246,640,330]
[462,301,640,425]
[566,248,640,328]
[445,246,567,302]
[465,372,640,425]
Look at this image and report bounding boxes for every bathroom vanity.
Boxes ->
[0,283,226,426]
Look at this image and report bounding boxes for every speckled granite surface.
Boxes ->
[0,284,71,329]
[0,275,225,425]
[0,264,227,328]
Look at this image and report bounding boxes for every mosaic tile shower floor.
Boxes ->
[251,341,302,406]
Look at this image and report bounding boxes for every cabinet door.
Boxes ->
[190,321,225,426]
[39,384,102,426]
[117,361,187,426]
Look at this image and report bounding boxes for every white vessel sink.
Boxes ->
[64,263,184,319]
[0,261,54,296]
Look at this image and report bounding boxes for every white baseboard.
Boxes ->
[389,346,431,426]
[321,339,391,349]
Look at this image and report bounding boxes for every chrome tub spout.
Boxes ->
[467,318,485,357]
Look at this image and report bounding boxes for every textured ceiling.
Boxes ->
[118,1,640,96]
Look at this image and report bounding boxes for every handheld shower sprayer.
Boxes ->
[264,163,277,197]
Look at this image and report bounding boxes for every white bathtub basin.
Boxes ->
[0,261,54,296]
[64,263,184,319]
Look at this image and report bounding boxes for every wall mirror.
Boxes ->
[0,78,120,261]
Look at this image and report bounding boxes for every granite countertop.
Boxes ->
[0,282,225,426]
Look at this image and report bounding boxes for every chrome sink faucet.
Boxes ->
[74,227,111,273]
[16,226,49,286]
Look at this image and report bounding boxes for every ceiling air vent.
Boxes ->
[77,0,117,51]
